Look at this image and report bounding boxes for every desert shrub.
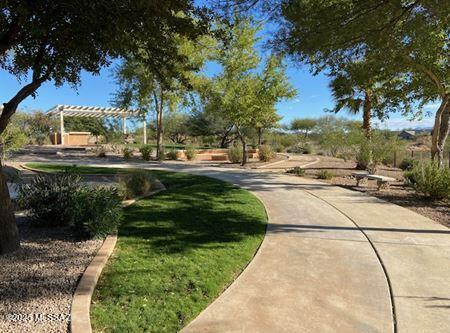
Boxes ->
[17,173,82,227]
[122,147,133,159]
[355,143,372,170]
[317,170,333,180]
[286,145,303,154]
[405,162,450,200]
[286,166,305,176]
[258,145,275,162]
[185,146,197,161]
[17,173,123,237]
[336,152,353,162]
[302,144,313,154]
[72,186,122,238]
[117,171,154,199]
[166,149,179,160]
[158,147,165,161]
[139,145,153,161]
[95,145,106,158]
[228,146,242,163]
[287,143,312,154]
[274,144,284,153]
[399,157,418,171]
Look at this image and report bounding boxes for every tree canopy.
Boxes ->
[0,0,211,254]
[0,1,210,134]
[274,0,449,162]
[200,18,295,164]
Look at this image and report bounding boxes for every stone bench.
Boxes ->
[352,172,396,190]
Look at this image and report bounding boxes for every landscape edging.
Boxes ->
[17,164,167,333]
[255,153,291,169]
[70,186,166,333]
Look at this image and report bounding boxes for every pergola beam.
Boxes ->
[47,105,146,145]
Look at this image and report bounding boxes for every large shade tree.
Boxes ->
[0,1,210,254]
[273,0,449,164]
[203,18,295,165]
[113,34,214,158]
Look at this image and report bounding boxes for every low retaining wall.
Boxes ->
[177,148,259,161]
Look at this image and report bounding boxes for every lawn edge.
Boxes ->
[181,187,270,332]
[19,163,169,333]
[70,186,166,333]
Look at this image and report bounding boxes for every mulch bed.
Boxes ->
[0,217,102,333]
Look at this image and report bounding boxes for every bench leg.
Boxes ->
[377,180,390,190]
[356,178,367,187]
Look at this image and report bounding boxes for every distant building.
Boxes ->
[398,130,416,140]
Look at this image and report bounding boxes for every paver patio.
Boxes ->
[14,159,450,332]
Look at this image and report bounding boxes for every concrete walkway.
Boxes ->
[13,159,450,332]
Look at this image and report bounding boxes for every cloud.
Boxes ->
[374,118,434,130]
[294,98,300,103]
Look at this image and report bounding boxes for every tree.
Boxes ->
[254,55,294,145]
[26,111,58,145]
[275,0,449,164]
[0,1,210,254]
[113,34,213,157]
[165,113,191,144]
[290,118,317,138]
[64,117,107,140]
[188,108,236,147]
[0,113,28,161]
[203,19,295,164]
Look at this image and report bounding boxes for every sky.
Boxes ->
[0,24,439,131]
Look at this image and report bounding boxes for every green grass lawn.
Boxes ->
[26,163,267,332]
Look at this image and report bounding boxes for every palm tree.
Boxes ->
[328,72,375,138]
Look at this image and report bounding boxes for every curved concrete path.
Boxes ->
[15,159,450,332]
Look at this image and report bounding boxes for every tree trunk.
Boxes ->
[236,128,247,166]
[0,75,48,255]
[154,91,164,159]
[362,91,372,138]
[156,106,163,159]
[219,126,233,148]
[257,127,262,146]
[0,165,20,255]
[431,95,449,166]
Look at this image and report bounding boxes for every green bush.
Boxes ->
[302,143,313,154]
[286,143,312,154]
[17,173,82,227]
[228,146,242,163]
[166,149,179,160]
[286,166,305,176]
[139,145,153,161]
[122,147,133,159]
[72,186,123,238]
[158,147,165,161]
[17,173,123,237]
[258,145,275,162]
[317,170,333,180]
[185,146,197,161]
[405,162,450,200]
[117,171,154,199]
[274,144,284,153]
[399,157,418,171]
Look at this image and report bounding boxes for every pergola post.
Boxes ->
[47,105,140,145]
[60,109,65,145]
[143,117,147,144]
[122,115,127,135]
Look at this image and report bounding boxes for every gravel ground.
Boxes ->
[0,217,102,333]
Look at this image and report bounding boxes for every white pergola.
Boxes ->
[47,105,147,145]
